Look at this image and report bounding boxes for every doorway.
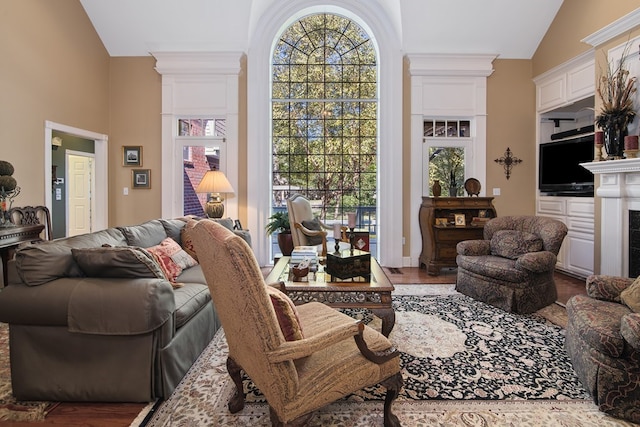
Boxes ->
[45,121,108,238]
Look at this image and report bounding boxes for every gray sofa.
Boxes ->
[0,217,250,402]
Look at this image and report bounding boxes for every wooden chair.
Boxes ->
[191,220,403,426]
[9,205,53,240]
[286,194,349,257]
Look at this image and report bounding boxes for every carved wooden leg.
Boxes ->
[381,372,403,427]
[226,357,245,413]
[371,307,396,337]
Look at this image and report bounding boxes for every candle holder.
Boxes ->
[349,227,355,254]
[334,238,341,253]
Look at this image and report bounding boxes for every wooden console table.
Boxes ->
[0,224,44,286]
[419,197,497,275]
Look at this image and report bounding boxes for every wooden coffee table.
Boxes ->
[265,256,396,337]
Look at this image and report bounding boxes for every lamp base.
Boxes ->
[205,194,225,218]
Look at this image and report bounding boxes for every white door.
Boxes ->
[67,151,95,236]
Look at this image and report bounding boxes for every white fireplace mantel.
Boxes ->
[582,158,640,276]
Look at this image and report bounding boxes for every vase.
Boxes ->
[449,185,458,197]
[602,117,630,159]
[432,180,441,197]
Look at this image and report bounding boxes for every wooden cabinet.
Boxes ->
[419,197,497,275]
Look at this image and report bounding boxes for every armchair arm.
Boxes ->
[515,251,556,273]
[266,318,360,363]
[586,275,634,302]
[293,222,328,256]
[621,313,640,351]
[457,240,490,256]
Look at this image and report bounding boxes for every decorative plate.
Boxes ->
[464,178,481,196]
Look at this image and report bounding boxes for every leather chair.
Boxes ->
[286,194,349,257]
[565,275,640,423]
[455,215,567,314]
[9,205,53,240]
[191,220,403,426]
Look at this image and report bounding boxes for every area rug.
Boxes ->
[0,323,57,421]
[142,289,638,426]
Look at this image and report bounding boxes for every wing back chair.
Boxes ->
[286,194,349,257]
[191,219,403,426]
[565,274,640,423]
[455,215,568,314]
[9,205,53,240]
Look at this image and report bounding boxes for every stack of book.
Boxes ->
[470,217,491,227]
[291,246,318,265]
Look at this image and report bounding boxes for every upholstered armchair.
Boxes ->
[455,215,567,314]
[286,194,349,257]
[565,275,640,423]
[191,220,403,426]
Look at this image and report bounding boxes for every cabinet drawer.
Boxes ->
[567,216,594,234]
[538,198,565,215]
[434,228,483,241]
[436,245,457,259]
[567,199,594,218]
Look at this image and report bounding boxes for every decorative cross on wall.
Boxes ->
[494,147,522,180]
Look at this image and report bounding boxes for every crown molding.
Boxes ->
[582,7,640,47]
[406,53,496,77]
[152,51,243,76]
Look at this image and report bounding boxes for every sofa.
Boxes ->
[0,217,250,402]
[565,274,640,423]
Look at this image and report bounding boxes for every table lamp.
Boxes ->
[195,170,234,218]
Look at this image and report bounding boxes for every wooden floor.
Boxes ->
[2,268,587,427]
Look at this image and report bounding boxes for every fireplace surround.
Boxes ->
[582,158,640,277]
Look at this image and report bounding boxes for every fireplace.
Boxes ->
[582,158,640,278]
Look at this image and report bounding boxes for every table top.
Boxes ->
[265,256,394,292]
[0,224,45,247]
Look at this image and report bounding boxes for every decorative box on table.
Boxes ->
[326,249,371,281]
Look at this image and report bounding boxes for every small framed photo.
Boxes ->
[478,209,488,218]
[123,146,142,167]
[435,218,448,226]
[454,214,466,226]
[132,169,151,189]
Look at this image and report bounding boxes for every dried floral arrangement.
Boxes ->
[595,42,637,129]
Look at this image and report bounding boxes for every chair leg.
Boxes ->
[381,372,403,427]
[227,357,245,413]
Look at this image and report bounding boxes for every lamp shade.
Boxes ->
[196,170,234,194]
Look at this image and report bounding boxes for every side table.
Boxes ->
[0,224,44,286]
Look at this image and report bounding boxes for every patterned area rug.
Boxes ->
[0,323,57,421]
[142,290,637,426]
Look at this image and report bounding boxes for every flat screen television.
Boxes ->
[538,134,594,196]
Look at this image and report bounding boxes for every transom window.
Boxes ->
[271,13,378,238]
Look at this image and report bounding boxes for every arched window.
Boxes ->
[271,13,378,253]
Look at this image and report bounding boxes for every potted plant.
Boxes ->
[595,43,637,159]
[265,211,293,255]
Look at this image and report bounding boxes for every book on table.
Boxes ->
[291,246,318,264]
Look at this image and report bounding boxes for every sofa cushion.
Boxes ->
[71,246,167,280]
[15,228,127,286]
[160,218,186,245]
[490,230,543,260]
[119,219,167,248]
[146,238,198,285]
[620,276,640,313]
[301,218,324,246]
[266,286,304,341]
[173,283,211,328]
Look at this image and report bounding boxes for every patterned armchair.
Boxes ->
[455,215,567,314]
[565,275,640,423]
[191,220,403,426]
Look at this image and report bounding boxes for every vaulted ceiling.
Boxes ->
[79,0,563,59]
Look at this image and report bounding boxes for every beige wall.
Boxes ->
[108,57,162,226]
[0,0,109,205]
[485,59,537,217]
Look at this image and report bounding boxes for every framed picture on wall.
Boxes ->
[132,169,151,189]
[123,146,142,167]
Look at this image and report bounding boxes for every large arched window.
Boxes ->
[271,13,378,254]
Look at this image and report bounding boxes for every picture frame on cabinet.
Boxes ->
[435,218,448,226]
[454,214,466,226]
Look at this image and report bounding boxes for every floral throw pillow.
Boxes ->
[180,218,200,261]
[490,230,543,260]
[146,237,198,287]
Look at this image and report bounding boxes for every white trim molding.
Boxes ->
[582,7,640,47]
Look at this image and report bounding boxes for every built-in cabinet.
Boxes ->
[534,51,595,279]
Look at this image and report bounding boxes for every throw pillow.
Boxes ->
[490,230,543,260]
[146,237,198,284]
[621,276,640,313]
[266,286,304,341]
[71,247,167,280]
[301,218,324,246]
[180,218,200,261]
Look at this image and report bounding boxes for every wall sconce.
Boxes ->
[195,170,234,218]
